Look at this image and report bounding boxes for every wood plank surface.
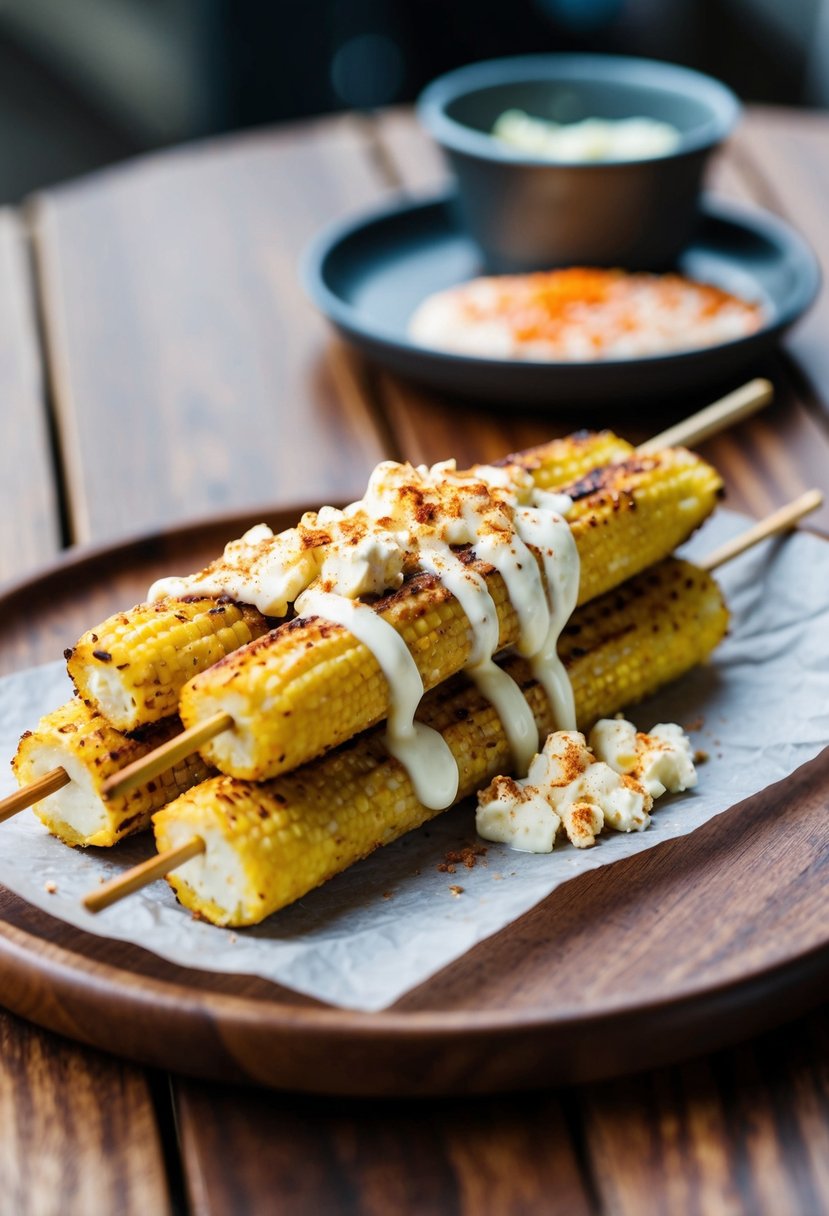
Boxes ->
[0,1008,172,1216]
[580,1008,829,1216]
[178,1084,593,1216]
[28,117,392,546]
[0,210,60,582]
[0,212,173,1216]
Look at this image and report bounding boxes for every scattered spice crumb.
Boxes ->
[382,890,394,900]
[684,715,705,732]
[492,872,503,881]
[191,910,205,921]
[439,844,488,874]
[44,880,57,895]
[449,885,464,897]
[694,749,709,764]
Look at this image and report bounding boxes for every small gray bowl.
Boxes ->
[417,54,740,272]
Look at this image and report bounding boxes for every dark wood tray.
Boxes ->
[0,507,826,1096]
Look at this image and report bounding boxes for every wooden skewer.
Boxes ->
[0,767,70,823]
[699,489,823,571]
[83,486,823,915]
[83,836,206,914]
[637,377,772,455]
[0,377,776,822]
[101,711,233,801]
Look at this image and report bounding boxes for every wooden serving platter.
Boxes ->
[0,508,826,1097]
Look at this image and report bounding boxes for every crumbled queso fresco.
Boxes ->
[476,719,697,853]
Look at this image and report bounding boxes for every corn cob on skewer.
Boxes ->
[65,432,633,735]
[66,597,273,732]
[13,699,213,847]
[156,557,728,926]
[178,448,722,782]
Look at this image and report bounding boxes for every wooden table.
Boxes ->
[1,104,828,1214]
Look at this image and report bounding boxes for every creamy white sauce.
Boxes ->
[295,589,459,810]
[492,110,682,162]
[514,506,580,731]
[420,539,538,774]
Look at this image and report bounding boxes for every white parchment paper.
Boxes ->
[0,509,826,1011]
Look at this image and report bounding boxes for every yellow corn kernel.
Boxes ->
[67,598,270,732]
[493,430,633,488]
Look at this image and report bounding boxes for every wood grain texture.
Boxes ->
[580,1008,829,1216]
[0,1007,171,1216]
[0,210,60,582]
[0,214,171,1216]
[28,117,393,546]
[178,1084,593,1216]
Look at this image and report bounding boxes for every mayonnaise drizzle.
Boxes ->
[419,540,539,774]
[295,589,459,811]
[514,506,579,730]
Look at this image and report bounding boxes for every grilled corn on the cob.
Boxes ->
[67,597,270,732]
[13,699,212,847]
[64,431,634,733]
[156,558,728,926]
[179,448,722,781]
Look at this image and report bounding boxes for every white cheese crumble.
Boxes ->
[476,720,697,852]
[148,457,571,618]
[589,718,698,799]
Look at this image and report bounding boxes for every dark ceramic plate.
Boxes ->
[304,192,820,409]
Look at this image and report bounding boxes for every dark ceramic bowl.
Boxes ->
[417,55,740,272]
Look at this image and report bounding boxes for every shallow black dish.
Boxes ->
[417,54,740,271]
[305,192,819,410]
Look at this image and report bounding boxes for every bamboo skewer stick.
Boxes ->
[0,377,775,822]
[0,767,69,823]
[102,712,232,801]
[84,836,206,913]
[82,488,823,915]
[699,489,823,571]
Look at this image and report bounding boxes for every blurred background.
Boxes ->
[0,0,826,203]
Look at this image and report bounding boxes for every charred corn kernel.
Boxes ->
[67,598,270,732]
[13,699,213,847]
[493,430,633,487]
[179,448,722,781]
[565,447,722,604]
[156,558,728,926]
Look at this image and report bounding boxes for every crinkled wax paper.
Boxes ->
[0,509,826,1011]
